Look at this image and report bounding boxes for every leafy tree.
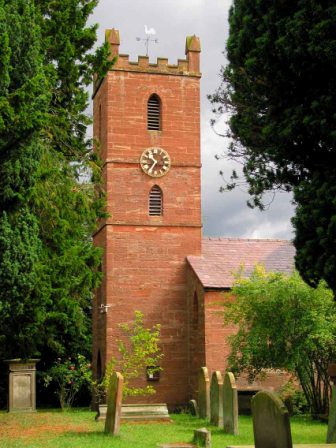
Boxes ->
[209,0,336,290]
[224,266,336,416]
[99,311,163,400]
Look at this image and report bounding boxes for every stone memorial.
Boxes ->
[198,367,210,419]
[223,372,238,435]
[327,385,336,443]
[226,390,336,448]
[210,370,223,426]
[5,359,39,412]
[193,428,212,448]
[251,390,292,448]
[189,399,199,417]
[104,371,123,435]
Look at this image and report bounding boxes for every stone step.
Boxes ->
[96,403,170,422]
[157,444,196,448]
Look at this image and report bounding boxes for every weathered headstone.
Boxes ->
[104,371,123,435]
[193,428,212,448]
[223,372,238,435]
[210,371,223,426]
[327,385,336,443]
[251,390,292,448]
[189,399,199,417]
[5,359,39,412]
[198,367,210,419]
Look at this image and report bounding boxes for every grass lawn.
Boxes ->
[0,409,327,448]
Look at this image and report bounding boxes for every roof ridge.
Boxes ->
[202,236,292,243]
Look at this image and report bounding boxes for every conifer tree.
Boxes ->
[0,0,110,404]
[210,0,336,291]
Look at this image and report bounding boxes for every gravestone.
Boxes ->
[210,371,223,426]
[5,359,39,412]
[251,390,292,448]
[198,367,210,419]
[327,385,336,443]
[189,399,199,417]
[104,371,123,435]
[223,372,238,435]
[193,428,212,448]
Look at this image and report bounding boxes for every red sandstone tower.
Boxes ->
[92,29,201,406]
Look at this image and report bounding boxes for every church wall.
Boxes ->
[105,225,201,406]
[92,227,107,383]
[186,268,206,399]
[186,267,294,404]
[92,33,202,407]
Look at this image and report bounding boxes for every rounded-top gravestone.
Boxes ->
[251,390,292,448]
[210,370,223,426]
[223,372,238,435]
[198,367,210,419]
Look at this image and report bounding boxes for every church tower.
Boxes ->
[92,29,202,406]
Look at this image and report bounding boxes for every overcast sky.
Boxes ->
[90,0,295,240]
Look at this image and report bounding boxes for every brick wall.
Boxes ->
[186,267,293,400]
[93,33,202,407]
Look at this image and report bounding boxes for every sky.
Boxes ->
[90,0,295,240]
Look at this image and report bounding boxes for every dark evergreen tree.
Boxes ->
[0,0,110,408]
[0,209,46,358]
[0,0,50,206]
[293,172,336,293]
[35,0,111,160]
[210,0,336,290]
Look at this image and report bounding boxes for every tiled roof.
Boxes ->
[187,238,295,289]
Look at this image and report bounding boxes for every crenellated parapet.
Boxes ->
[93,28,201,97]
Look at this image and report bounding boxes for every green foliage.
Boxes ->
[29,148,103,363]
[0,208,47,358]
[210,0,336,204]
[279,381,309,416]
[209,0,336,290]
[99,311,163,400]
[44,355,92,410]
[0,0,111,408]
[35,0,112,160]
[224,266,336,416]
[293,172,336,293]
[0,0,50,156]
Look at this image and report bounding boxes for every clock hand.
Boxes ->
[148,159,157,173]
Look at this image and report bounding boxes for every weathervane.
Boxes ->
[136,25,158,56]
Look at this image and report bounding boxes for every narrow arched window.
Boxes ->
[147,94,161,130]
[149,185,163,216]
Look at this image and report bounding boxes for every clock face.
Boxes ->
[140,147,171,178]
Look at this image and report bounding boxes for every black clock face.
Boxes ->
[140,147,171,177]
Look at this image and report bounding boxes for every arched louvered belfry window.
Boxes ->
[147,94,161,130]
[149,185,163,216]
